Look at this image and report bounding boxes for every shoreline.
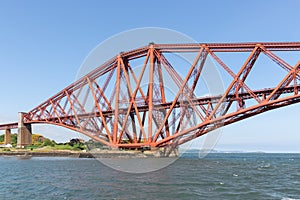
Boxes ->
[0,149,177,158]
[0,150,297,159]
[0,151,94,158]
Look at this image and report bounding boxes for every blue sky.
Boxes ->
[0,0,299,152]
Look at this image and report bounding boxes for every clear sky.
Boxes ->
[0,0,299,152]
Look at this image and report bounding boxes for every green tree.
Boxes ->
[11,134,17,145]
[0,134,17,144]
[42,139,55,147]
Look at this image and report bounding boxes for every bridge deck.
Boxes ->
[0,122,18,130]
[22,85,300,123]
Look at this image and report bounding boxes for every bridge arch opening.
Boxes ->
[215,103,300,153]
[32,123,91,144]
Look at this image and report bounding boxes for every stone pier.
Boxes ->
[4,129,11,144]
[17,112,32,148]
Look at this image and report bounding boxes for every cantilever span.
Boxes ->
[1,42,300,148]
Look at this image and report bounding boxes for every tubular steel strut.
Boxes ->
[1,42,300,148]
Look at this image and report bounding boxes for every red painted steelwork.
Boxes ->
[0,122,18,130]
[1,42,300,148]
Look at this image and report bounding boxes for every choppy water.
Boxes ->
[0,153,299,200]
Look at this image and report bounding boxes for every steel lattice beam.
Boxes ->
[1,42,300,149]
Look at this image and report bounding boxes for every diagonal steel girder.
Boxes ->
[0,42,296,148]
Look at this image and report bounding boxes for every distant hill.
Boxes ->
[179,148,265,154]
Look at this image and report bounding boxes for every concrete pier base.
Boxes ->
[142,147,179,157]
[162,146,179,157]
[17,112,32,148]
[4,129,11,145]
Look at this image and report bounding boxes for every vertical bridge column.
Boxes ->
[4,129,11,145]
[17,112,32,148]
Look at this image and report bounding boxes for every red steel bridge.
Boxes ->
[1,42,300,148]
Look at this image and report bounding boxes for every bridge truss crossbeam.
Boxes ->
[0,42,299,149]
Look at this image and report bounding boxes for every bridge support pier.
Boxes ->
[4,129,11,145]
[160,146,179,157]
[17,112,32,148]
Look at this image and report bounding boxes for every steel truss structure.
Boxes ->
[2,42,300,148]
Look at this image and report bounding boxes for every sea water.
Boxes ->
[0,153,299,200]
